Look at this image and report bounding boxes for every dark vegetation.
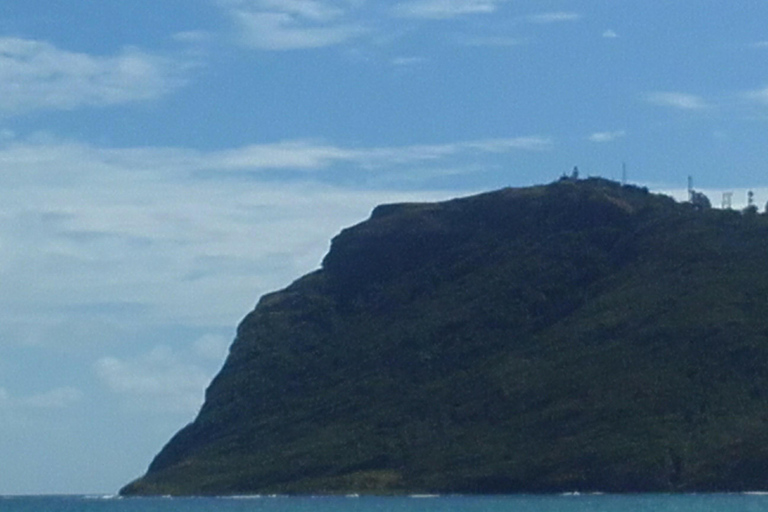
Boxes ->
[122,178,768,495]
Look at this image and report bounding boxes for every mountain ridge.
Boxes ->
[121,177,768,495]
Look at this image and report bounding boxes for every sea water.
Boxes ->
[3,494,768,512]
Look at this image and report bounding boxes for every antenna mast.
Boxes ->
[687,176,694,202]
[722,192,733,209]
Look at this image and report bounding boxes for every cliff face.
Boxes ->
[122,178,768,495]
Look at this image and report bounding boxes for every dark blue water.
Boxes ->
[3,495,768,512]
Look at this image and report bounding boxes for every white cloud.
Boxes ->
[95,346,211,413]
[233,12,364,49]
[221,0,366,50]
[392,0,505,19]
[210,140,355,169]
[0,135,552,182]
[589,130,626,143]
[645,92,710,110]
[0,134,547,181]
[602,29,618,38]
[464,136,552,152]
[525,12,581,24]
[0,38,188,114]
[199,136,552,171]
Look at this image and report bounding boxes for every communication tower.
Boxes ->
[722,192,733,209]
[687,176,694,202]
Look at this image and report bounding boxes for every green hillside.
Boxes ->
[121,177,768,495]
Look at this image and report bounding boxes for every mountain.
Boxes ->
[121,177,768,495]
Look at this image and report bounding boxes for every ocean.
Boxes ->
[3,494,768,512]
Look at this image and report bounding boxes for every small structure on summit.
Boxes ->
[687,176,711,210]
[722,192,733,210]
[559,166,581,182]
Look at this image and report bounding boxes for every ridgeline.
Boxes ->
[122,178,768,495]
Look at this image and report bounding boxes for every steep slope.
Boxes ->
[122,178,768,495]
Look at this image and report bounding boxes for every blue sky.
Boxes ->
[2,0,768,494]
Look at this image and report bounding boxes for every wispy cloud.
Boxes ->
[232,12,364,49]
[392,0,506,20]
[341,136,553,167]
[589,130,626,143]
[203,136,552,171]
[525,12,581,24]
[0,38,189,114]
[220,0,366,50]
[209,140,356,169]
[463,136,552,152]
[0,136,552,184]
[602,29,618,38]
[645,91,710,110]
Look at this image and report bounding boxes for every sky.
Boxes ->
[2,0,768,495]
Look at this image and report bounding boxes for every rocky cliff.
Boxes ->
[122,178,768,495]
